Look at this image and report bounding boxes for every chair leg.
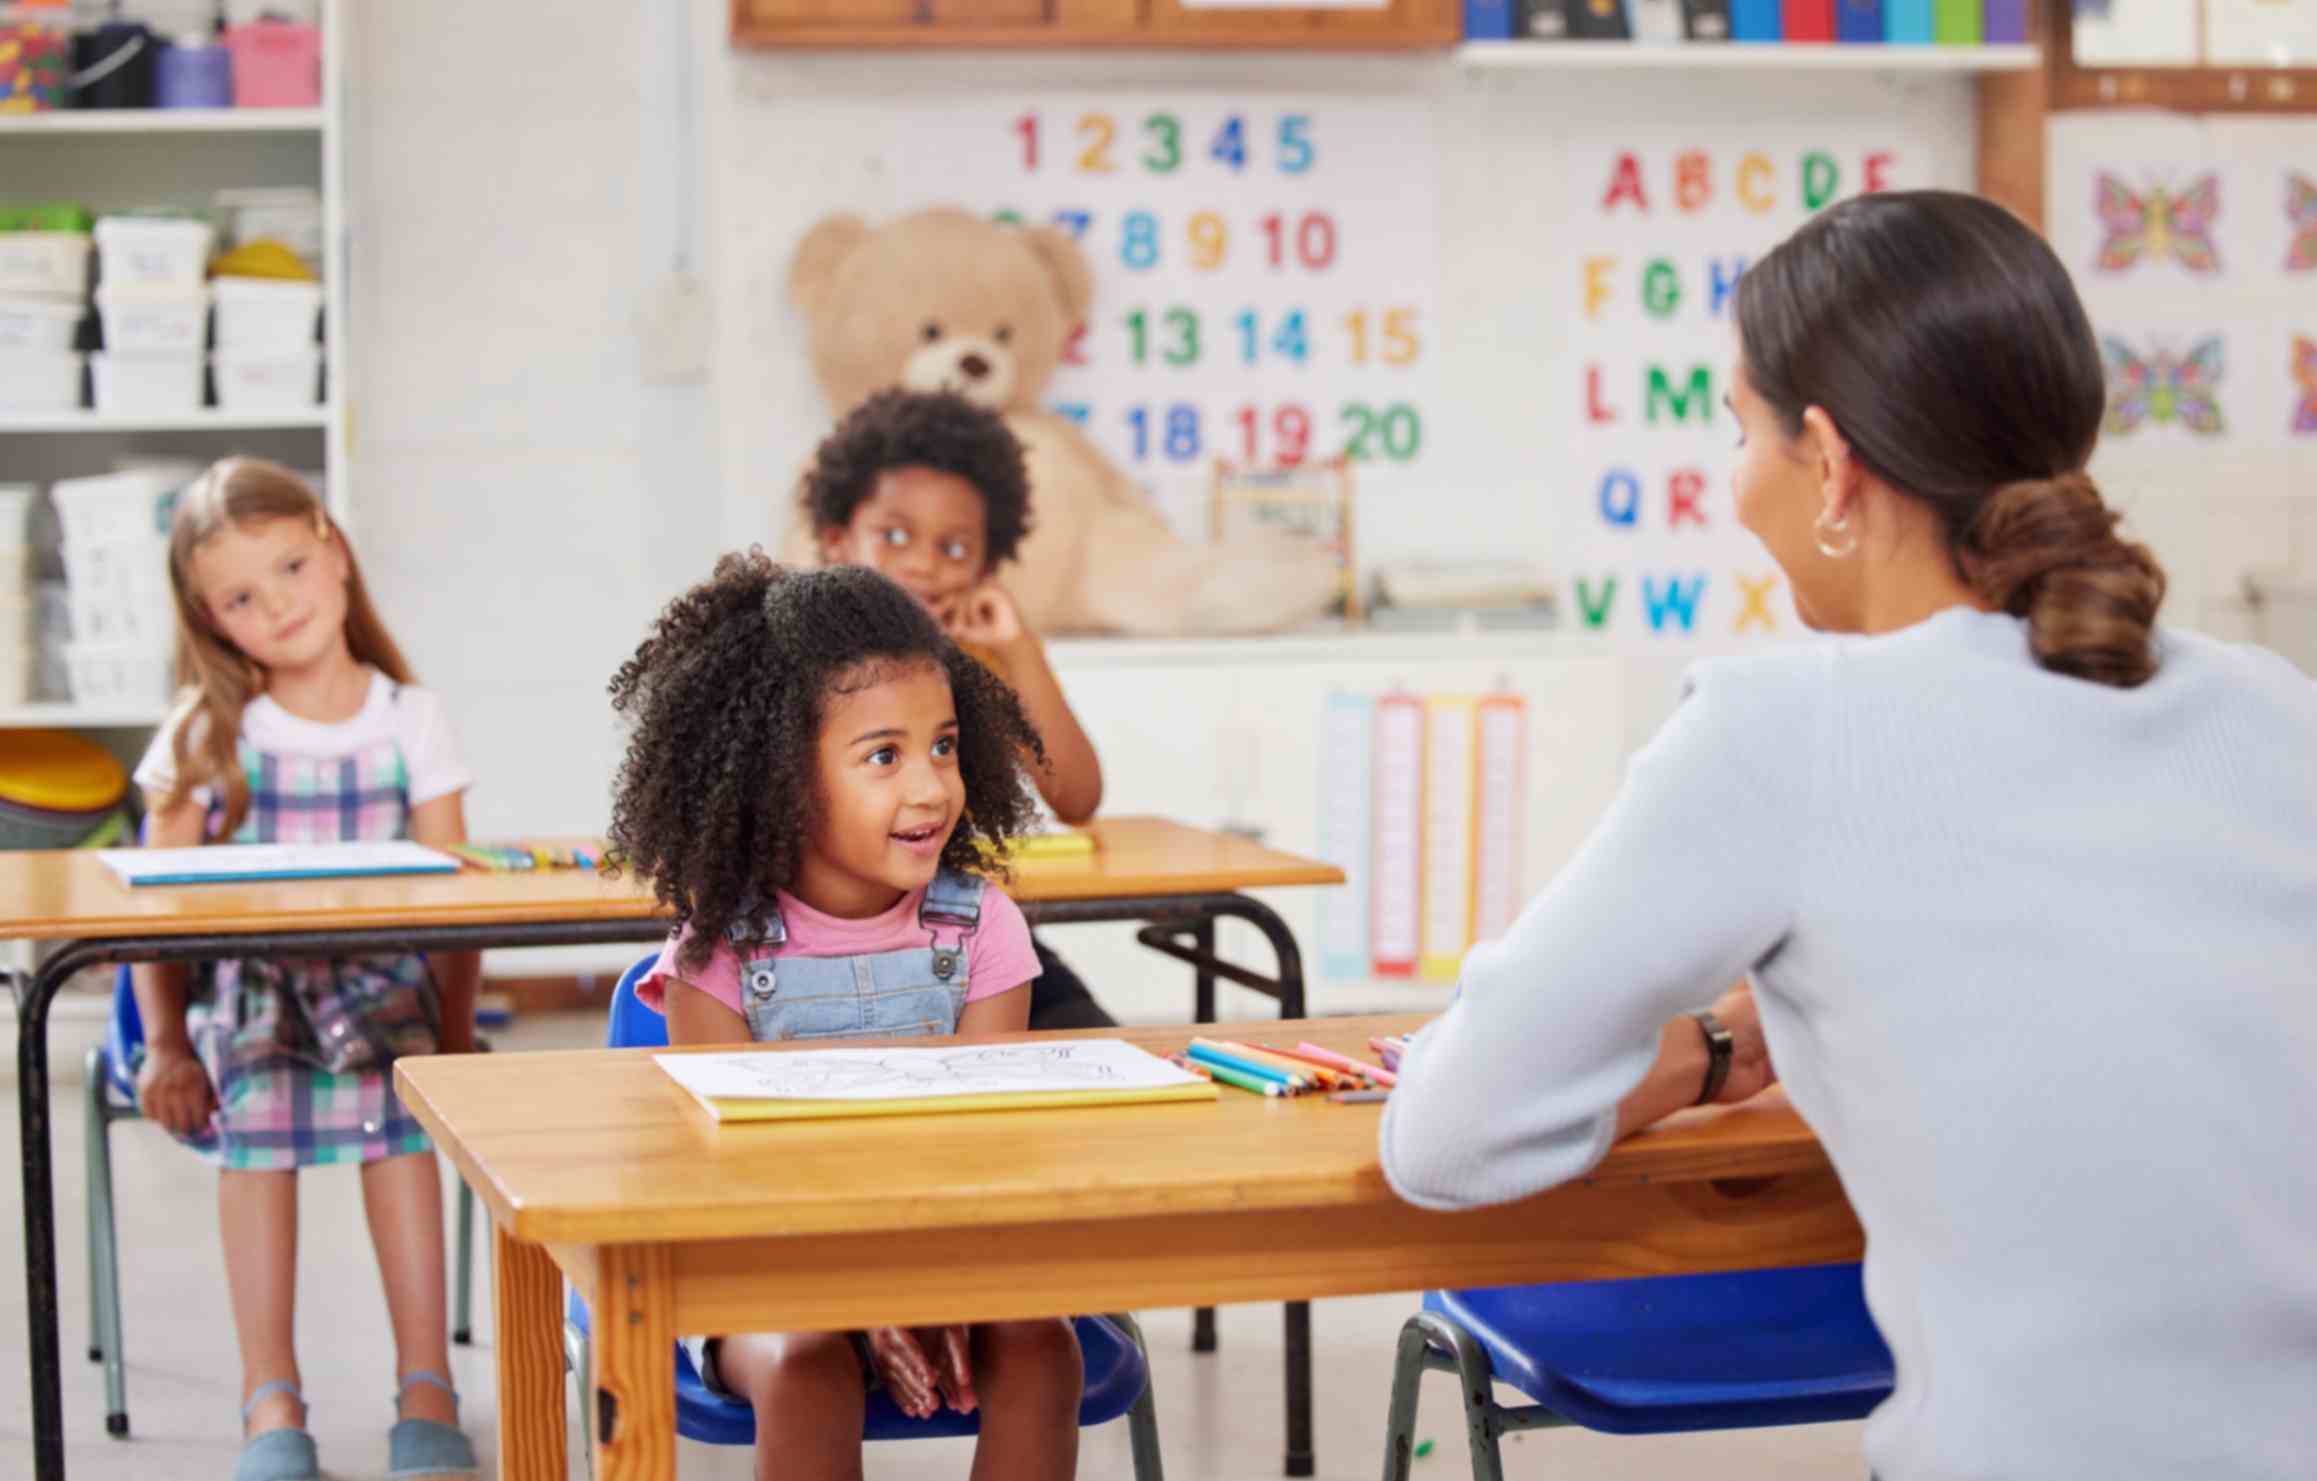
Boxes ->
[452,1177,475,1345]
[82,1050,105,1366]
[1380,1314,1432,1481]
[1421,1312,1509,1481]
[83,1049,130,1439]
[562,1318,597,1481]
[1108,1313,1166,1481]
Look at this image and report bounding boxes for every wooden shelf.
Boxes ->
[0,408,330,435]
[0,702,167,729]
[1457,42,2042,72]
[0,108,324,136]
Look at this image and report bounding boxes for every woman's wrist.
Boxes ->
[1613,1015,1714,1141]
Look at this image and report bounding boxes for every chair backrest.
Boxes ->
[606,952,669,1050]
[103,966,144,1092]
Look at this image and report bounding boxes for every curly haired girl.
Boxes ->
[607,553,1081,1481]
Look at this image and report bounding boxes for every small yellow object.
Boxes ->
[209,239,316,282]
[0,730,128,814]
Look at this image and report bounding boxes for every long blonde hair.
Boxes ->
[161,457,415,840]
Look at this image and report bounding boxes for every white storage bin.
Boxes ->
[52,468,184,548]
[0,234,92,300]
[214,188,323,267]
[0,350,84,415]
[92,218,215,295]
[67,582,171,647]
[64,640,174,707]
[211,276,321,351]
[212,348,319,412]
[0,297,85,352]
[90,351,203,417]
[95,285,211,355]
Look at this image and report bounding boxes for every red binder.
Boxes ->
[1782,0,1835,38]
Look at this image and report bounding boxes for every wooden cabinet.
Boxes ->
[729,0,1457,49]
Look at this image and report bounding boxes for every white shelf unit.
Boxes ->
[1457,41,2041,71]
[0,107,323,135]
[0,0,348,747]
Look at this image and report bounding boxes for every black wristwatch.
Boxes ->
[1690,1009,1734,1106]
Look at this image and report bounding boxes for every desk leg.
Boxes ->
[493,1228,568,1481]
[16,951,83,1481]
[592,1245,676,1481]
[1190,914,1218,1357]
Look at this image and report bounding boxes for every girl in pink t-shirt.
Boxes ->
[606,553,1080,1481]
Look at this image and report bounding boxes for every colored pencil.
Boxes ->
[1289,1041,1399,1088]
[1216,1039,1354,1087]
[1186,1041,1310,1090]
[1166,1053,1214,1081]
[1330,1089,1392,1104]
[1254,1043,1372,1087]
[1368,1035,1408,1072]
[1189,1055,1284,1098]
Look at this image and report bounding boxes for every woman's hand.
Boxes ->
[1705,978,1779,1104]
[865,1325,978,1417]
[135,1043,216,1137]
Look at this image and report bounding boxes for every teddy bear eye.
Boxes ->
[921,322,942,342]
[993,325,1012,345]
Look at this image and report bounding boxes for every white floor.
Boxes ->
[2,1013,1870,1480]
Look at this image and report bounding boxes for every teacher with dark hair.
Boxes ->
[1381,190,2317,1481]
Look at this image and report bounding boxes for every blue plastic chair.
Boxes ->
[561,954,1164,1478]
[83,965,485,1440]
[1382,1265,1895,1480]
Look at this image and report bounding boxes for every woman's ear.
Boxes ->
[1800,406,1861,519]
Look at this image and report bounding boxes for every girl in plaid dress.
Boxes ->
[131,458,481,1481]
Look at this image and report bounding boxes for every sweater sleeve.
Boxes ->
[1378,651,1820,1211]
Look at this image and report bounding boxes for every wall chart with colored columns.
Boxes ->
[895,97,1440,541]
[1562,130,1913,648]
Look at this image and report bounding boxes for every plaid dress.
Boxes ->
[174,731,439,1170]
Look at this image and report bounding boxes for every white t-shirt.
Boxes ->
[134,668,472,809]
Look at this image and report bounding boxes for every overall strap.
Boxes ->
[725,896,789,952]
[918,868,985,932]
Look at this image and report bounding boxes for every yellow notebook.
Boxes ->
[656,1038,1216,1125]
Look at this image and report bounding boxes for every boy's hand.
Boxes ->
[939,581,1030,654]
[136,1043,217,1137]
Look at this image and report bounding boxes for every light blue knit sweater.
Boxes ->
[1381,607,2317,1481]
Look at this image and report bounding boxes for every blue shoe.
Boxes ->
[234,1381,319,1481]
[388,1370,480,1481]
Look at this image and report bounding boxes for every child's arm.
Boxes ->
[130,795,216,1135]
[407,793,482,1054]
[947,583,1104,824]
[663,976,755,1045]
[955,981,1031,1037]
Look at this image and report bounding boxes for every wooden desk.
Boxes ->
[8,818,1341,1481]
[398,1015,1864,1481]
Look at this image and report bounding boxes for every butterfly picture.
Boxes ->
[2095,172,2222,274]
[2293,336,2317,435]
[2102,335,2226,436]
[2288,174,2317,273]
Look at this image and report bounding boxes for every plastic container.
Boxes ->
[0,350,85,414]
[95,284,210,354]
[0,297,86,353]
[153,40,233,109]
[63,640,174,709]
[0,729,131,848]
[0,203,93,234]
[212,347,319,411]
[0,485,34,544]
[93,216,213,294]
[214,187,322,267]
[51,467,183,549]
[0,233,93,300]
[222,20,319,108]
[69,23,156,111]
[0,21,73,112]
[210,275,318,349]
[89,350,202,416]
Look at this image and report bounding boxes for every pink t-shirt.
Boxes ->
[637,883,1040,1020]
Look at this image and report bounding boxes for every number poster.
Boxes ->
[892,97,1439,538]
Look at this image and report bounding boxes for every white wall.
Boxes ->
[341,6,2317,1000]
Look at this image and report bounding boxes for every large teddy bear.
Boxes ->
[781,206,1342,636]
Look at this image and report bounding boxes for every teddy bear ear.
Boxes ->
[1020,224,1095,326]
[788,214,871,309]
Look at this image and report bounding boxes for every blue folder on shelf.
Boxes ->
[1731,0,1782,40]
[1885,0,1932,42]
[1838,0,1884,41]
[98,842,462,887]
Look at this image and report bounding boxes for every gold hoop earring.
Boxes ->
[1814,506,1857,560]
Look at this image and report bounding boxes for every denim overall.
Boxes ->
[728,868,986,1042]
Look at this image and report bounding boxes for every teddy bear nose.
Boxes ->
[958,353,991,379]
